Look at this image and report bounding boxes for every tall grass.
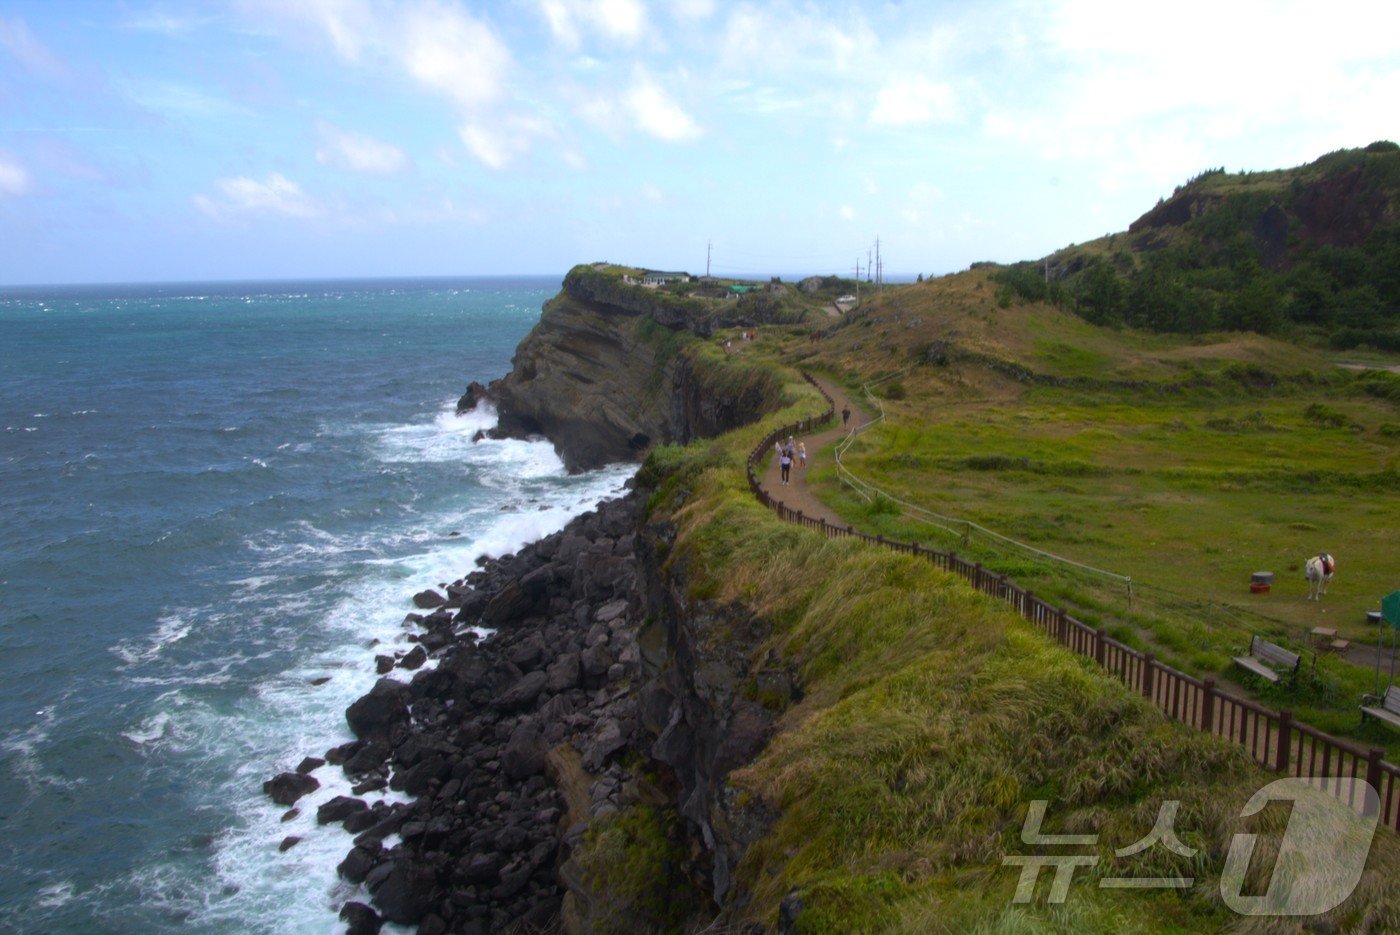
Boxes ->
[638,367,1400,932]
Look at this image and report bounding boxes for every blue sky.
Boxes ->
[1,0,1397,285]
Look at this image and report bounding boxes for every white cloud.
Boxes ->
[719,4,875,75]
[870,75,959,126]
[398,2,512,110]
[981,0,1400,178]
[839,205,855,222]
[537,0,647,48]
[315,122,408,174]
[459,116,556,169]
[624,73,701,142]
[193,173,319,220]
[237,0,375,60]
[0,150,31,197]
[670,0,714,21]
[245,0,511,111]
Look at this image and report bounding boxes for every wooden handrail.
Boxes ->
[742,371,1400,831]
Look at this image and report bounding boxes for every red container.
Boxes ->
[1249,582,1271,594]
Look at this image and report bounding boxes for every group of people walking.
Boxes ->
[776,436,806,485]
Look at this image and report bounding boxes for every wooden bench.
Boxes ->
[1361,685,1400,732]
[1232,635,1301,683]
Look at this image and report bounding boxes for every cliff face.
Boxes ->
[472,270,782,472]
[1122,146,1399,268]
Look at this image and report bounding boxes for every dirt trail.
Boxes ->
[758,375,868,526]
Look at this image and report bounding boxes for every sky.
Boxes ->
[1,0,1398,285]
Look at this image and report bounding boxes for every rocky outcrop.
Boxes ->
[266,495,662,931]
[630,518,798,910]
[466,272,782,472]
[267,478,806,932]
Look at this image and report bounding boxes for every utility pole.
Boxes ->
[876,236,883,299]
[706,240,711,278]
[854,258,861,307]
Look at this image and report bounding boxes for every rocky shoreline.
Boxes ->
[265,491,655,933]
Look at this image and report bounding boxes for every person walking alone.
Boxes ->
[779,444,793,485]
[842,405,851,427]
[798,441,807,469]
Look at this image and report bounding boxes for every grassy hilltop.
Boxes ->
[769,146,1400,753]
[567,144,1400,932]
[997,141,1400,348]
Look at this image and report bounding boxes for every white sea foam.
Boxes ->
[210,477,628,927]
[121,711,171,746]
[113,613,192,667]
[36,881,75,909]
[100,395,635,931]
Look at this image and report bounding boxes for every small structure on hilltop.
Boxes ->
[639,270,690,286]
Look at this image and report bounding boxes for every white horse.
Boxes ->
[1304,553,1336,600]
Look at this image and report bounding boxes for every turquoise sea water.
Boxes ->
[0,278,631,932]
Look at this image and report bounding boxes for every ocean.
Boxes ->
[0,278,632,932]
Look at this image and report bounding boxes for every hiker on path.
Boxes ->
[798,442,807,469]
[779,444,793,485]
[842,405,851,426]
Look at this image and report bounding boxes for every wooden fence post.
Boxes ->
[1023,588,1033,621]
[1366,748,1384,804]
[796,510,804,525]
[1056,607,1067,644]
[1276,711,1293,773]
[1095,629,1107,667]
[1141,653,1155,701]
[1200,679,1216,734]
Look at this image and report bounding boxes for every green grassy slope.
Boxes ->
[631,366,1400,932]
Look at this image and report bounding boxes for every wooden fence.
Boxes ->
[745,373,1400,832]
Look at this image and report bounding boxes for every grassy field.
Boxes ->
[629,363,1400,932]
[770,271,1400,754]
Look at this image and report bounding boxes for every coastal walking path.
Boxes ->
[750,375,1400,826]
[756,374,869,526]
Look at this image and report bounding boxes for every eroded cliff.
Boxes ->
[462,267,783,472]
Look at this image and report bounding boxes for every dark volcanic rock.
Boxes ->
[346,678,411,740]
[412,589,447,609]
[339,845,384,884]
[295,756,325,775]
[397,644,428,671]
[339,901,384,935]
[501,722,547,780]
[493,670,548,711]
[456,379,493,415]
[263,771,319,806]
[311,493,662,931]
[369,857,438,926]
[317,795,370,825]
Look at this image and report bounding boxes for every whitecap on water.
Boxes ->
[121,710,172,746]
[113,613,192,667]
[36,880,75,909]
